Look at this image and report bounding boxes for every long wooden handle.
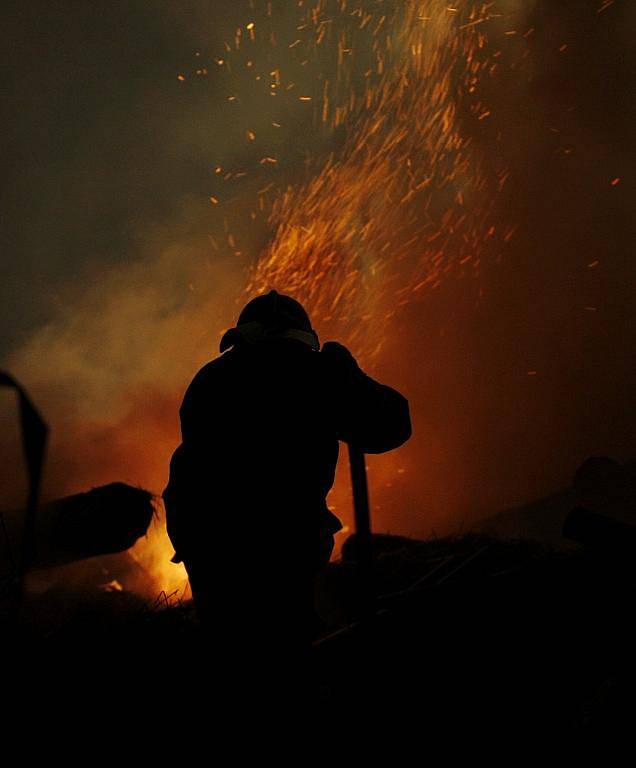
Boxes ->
[347,443,375,618]
[348,443,370,537]
[0,371,48,612]
[347,442,373,573]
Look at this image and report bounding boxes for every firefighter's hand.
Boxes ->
[320,341,362,378]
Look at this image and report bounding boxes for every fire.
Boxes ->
[6,2,530,603]
[3,0,628,614]
[129,511,189,598]
[136,1,516,598]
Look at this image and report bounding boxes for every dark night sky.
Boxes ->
[1,1,635,555]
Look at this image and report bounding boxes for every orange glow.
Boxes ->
[6,0,627,608]
[137,1,513,596]
[9,2,525,601]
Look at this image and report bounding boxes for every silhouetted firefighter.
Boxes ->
[163,290,411,664]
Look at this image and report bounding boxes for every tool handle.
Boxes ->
[348,443,370,536]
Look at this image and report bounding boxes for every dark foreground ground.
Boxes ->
[4,530,634,747]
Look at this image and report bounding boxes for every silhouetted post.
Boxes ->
[347,443,373,614]
[0,372,48,617]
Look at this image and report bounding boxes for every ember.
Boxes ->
[245,1,512,362]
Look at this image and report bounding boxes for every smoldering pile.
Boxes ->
[1,482,163,629]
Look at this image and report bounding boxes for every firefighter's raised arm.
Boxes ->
[321,341,411,454]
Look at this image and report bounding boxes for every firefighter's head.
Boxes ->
[220,290,320,352]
